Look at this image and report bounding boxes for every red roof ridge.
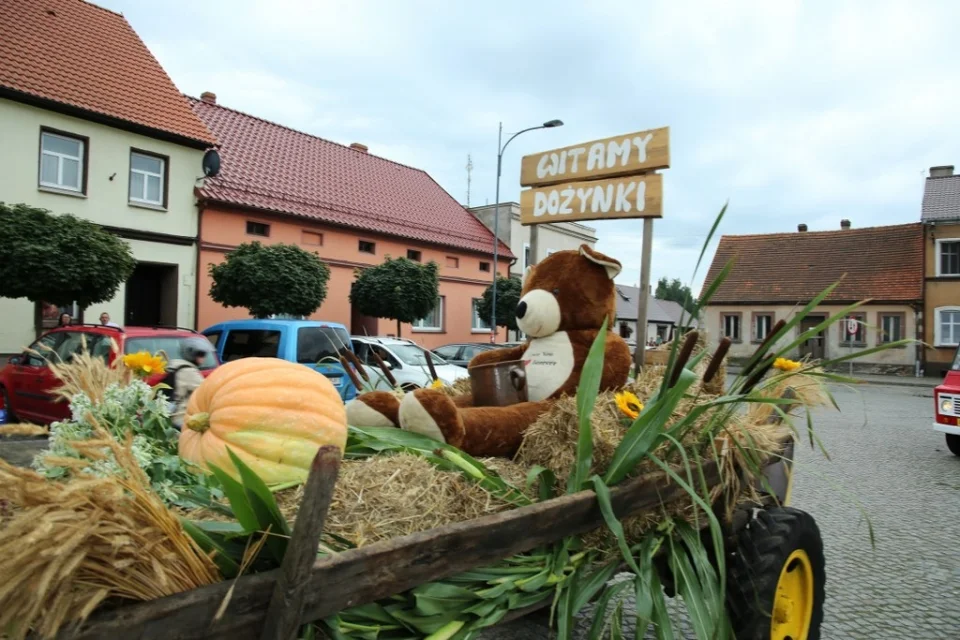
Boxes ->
[719,221,921,241]
[184,94,431,177]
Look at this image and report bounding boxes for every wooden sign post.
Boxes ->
[519,127,670,371]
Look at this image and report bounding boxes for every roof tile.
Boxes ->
[190,97,513,257]
[0,0,215,146]
[921,175,960,222]
[702,223,923,304]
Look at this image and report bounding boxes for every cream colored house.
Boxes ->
[0,0,216,356]
[921,165,960,377]
[701,221,924,375]
[469,202,597,278]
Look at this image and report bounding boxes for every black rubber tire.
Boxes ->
[0,386,16,423]
[400,383,421,392]
[946,433,960,456]
[726,506,825,640]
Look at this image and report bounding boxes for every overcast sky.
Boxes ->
[105,0,959,293]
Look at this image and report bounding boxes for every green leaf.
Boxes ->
[568,319,609,494]
[590,475,640,575]
[634,538,659,639]
[667,537,715,639]
[586,581,631,640]
[555,565,579,640]
[572,557,621,613]
[206,461,258,532]
[180,518,241,579]
[225,448,292,563]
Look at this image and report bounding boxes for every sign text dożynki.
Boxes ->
[520,174,663,225]
[520,127,669,187]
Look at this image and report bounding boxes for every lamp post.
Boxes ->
[491,119,563,342]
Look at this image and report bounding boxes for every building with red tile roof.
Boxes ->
[0,0,217,356]
[700,220,923,374]
[190,93,514,347]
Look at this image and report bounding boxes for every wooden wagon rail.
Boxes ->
[56,457,721,640]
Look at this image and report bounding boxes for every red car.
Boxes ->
[0,324,219,425]
[933,344,960,456]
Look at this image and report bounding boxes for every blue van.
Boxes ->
[201,319,358,401]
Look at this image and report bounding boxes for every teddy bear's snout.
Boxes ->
[515,301,528,319]
[515,289,562,338]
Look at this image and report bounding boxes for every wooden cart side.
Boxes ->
[59,460,721,640]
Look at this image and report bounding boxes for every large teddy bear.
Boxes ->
[345,245,632,457]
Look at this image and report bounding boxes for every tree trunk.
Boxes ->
[396,318,401,338]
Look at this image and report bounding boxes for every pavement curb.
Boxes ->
[726,368,938,389]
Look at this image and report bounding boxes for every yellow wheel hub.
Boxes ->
[770,549,814,640]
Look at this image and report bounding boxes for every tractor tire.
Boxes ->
[727,506,825,640]
[946,433,960,457]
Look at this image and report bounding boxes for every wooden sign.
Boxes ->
[519,173,662,225]
[520,127,669,187]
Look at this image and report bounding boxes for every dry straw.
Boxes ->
[42,339,130,405]
[0,423,49,437]
[0,420,219,639]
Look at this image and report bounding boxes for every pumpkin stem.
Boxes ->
[185,412,211,433]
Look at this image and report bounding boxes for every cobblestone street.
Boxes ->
[488,382,960,639]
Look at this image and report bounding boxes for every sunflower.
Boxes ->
[122,351,166,377]
[773,357,802,372]
[615,391,643,420]
[430,378,446,389]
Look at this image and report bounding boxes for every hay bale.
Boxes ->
[277,453,531,547]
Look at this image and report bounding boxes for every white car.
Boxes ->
[350,336,469,391]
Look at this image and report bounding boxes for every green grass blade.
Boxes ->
[225,448,292,563]
[573,556,621,613]
[586,581,631,640]
[667,537,715,639]
[568,319,609,494]
[180,518,241,579]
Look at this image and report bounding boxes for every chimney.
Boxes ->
[841,219,851,230]
[798,223,808,232]
[930,165,954,178]
[200,91,217,104]
[349,143,369,153]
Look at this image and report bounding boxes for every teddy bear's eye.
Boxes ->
[552,288,561,296]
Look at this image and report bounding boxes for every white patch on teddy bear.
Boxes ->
[523,331,576,402]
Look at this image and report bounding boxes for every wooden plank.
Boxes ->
[520,127,669,187]
[61,462,718,640]
[519,174,663,226]
[259,446,340,640]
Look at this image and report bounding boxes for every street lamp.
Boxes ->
[491,119,564,342]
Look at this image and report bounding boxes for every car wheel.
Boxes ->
[946,433,960,456]
[0,386,17,424]
[400,383,421,392]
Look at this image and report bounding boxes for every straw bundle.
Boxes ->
[0,421,219,640]
[0,423,49,437]
[275,453,533,547]
[45,343,129,405]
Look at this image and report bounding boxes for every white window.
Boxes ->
[40,131,84,192]
[721,313,741,342]
[472,298,491,332]
[937,240,960,277]
[936,307,960,346]
[753,313,773,343]
[413,297,444,332]
[879,313,903,344]
[129,151,166,205]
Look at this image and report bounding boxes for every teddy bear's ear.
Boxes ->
[522,265,534,288]
[579,245,621,280]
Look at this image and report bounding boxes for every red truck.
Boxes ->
[933,345,960,456]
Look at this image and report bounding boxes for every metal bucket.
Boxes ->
[468,359,528,407]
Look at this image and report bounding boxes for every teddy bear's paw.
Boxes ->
[399,389,464,447]
[345,392,401,428]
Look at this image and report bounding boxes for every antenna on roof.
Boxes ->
[466,154,473,207]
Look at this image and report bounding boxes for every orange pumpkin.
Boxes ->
[178,358,347,486]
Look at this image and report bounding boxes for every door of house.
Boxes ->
[799,314,826,360]
[125,263,178,327]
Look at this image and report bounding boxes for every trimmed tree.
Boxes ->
[349,257,439,337]
[0,202,136,309]
[475,275,522,334]
[655,276,697,314]
[209,242,331,318]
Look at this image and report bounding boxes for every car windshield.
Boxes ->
[125,336,218,370]
[298,326,351,364]
[388,344,448,366]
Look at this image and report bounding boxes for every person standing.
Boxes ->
[58,313,72,327]
[165,337,214,429]
[99,312,120,328]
